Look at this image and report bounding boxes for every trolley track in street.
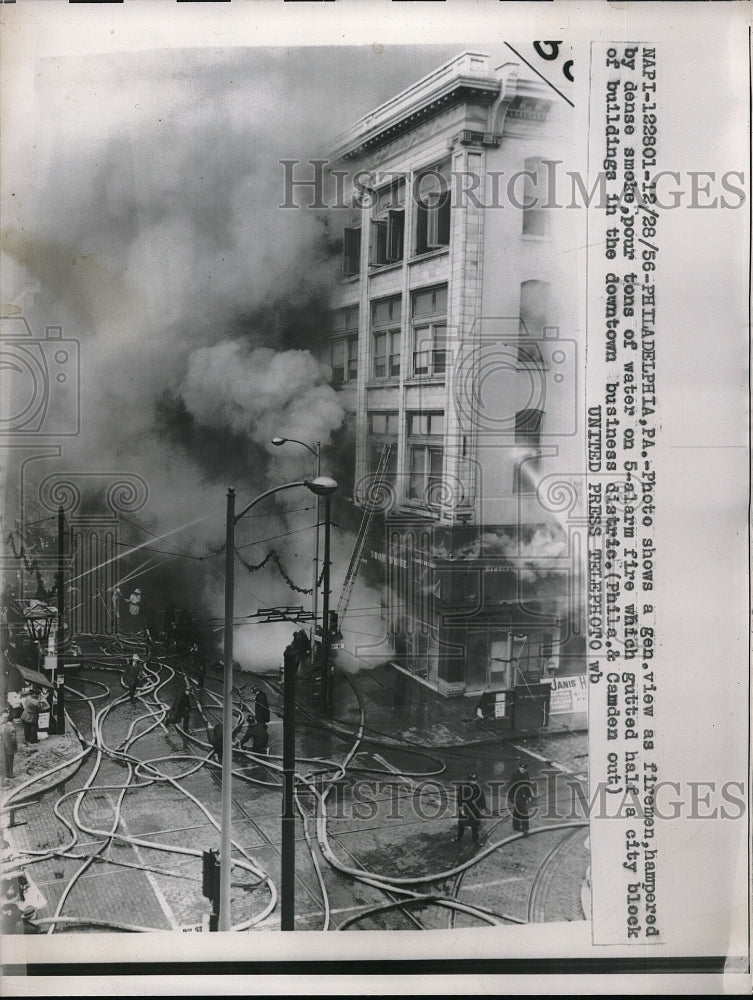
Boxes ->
[2,632,589,933]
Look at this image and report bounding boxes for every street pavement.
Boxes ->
[0,644,590,936]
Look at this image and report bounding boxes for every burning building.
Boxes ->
[322,51,586,720]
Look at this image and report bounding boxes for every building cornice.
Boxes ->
[328,52,554,165]
[327,53,501,163]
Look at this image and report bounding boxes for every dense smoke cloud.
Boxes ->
[0,47,364,657]
[180,342,343,454]
[2,50,352,523]
[0,42,471,666]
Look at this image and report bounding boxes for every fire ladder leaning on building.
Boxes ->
[335,443,393,630]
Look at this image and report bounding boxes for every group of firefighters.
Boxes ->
[121,626,537,849]
[123,648,271,763]
[455,763,535,844]
[205,685,271,762]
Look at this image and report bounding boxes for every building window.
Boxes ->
[414,160,451,255]
[407,411,444,505]
[412,284,447,377]
[518,279,549,365]
[331,337,358,387]
[522,157,550,237]
[342,225,361,276]
[330,306,359,386]
[514,407,544,493]
[370,179,406,267]
[371,296,402,380]
[368,411,399,485]
[369,410,399,437]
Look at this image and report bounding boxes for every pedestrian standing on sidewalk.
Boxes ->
[0,711,17,778]
[455,772,487,844]
[37,689,50,737]
[20,688,39,745]
[7,690,22,721]
[1,901,21,935]
[506,762,535,836]
[252,685,270,725]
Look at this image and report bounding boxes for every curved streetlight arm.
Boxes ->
[271,437,318,460]
[235,480,308,523]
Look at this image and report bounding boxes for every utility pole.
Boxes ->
[55,506,66,735]
[312,442,321,652]
[280,640,298,930]
[219,487,235,932]
[321,495,333,716]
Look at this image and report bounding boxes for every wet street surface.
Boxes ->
[1,637,589,933]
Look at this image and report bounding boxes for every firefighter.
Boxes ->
[169,682,192,731]
[455,772,487,844]
[291,629,311,662]
[506,762,535,835]
[208,721,223,762]
[281,640,300,686]
[124,655,142,702]
[238,713,269,755]
[252,686,270,726]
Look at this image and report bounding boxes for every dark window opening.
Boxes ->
[343,226,361,276]
[414,161,451,256]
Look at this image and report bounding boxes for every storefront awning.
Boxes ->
[9,663,54,690]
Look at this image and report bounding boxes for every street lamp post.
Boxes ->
[23,603,55,663]
[220,474,337,933]
[321,494,333,716]
[55,506,66,735]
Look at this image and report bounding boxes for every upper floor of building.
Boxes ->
[320,52,583,529]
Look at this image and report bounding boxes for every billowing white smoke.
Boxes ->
[448,524,568,579]
[1,44,468,664]
[181,342,343,453]
[0,47,356,652]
